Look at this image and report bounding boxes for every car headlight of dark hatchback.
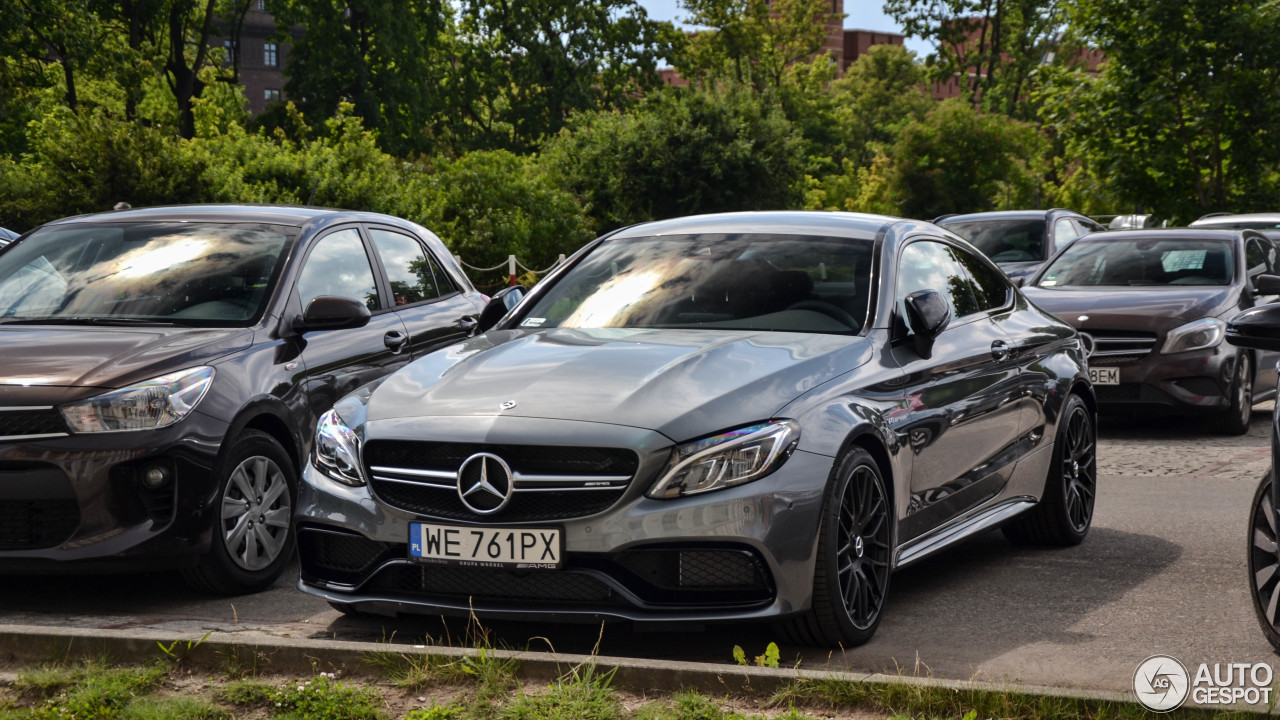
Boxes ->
[647,420,800,499]
[312,409,366,486]
[59,366,214,433]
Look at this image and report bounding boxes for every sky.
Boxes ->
[636,0,934,56]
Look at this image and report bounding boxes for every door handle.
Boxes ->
[384,330,408,353]
[459,316,478,333]
[990,339,1010,362]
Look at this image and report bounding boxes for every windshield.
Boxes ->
[0,222,296,326]
[519,234,874,334]
[1037,238,1235,287]
[943,219,1045,263]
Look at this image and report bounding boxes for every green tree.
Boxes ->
[543,86,805,231]
[447,0,675,153]
[1043,0,1280,220]
[855,98,1042,218]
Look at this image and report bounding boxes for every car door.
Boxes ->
[365,225,478,359]
[292,225,413,420]
[888,239,1027,541]
[1245,234,1280,390]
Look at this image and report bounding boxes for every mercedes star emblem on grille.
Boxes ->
[457,453,514,515]
[1078,331,1097,358]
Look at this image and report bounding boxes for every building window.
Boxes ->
[263,42,278,67]
[256,0,265,10]
[264,89,281,104]
[223,39,236,65]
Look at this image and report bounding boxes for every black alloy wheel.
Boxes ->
[1248,471,1280,651]
[783,447,891,647]
[1004,393,1096,546]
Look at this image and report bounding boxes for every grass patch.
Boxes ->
[10,661,168,719]
[212,678,275,707]
[771,676,1252,720]
[116,695,229,720]
[500,665,620,720]
[633,691,824,720]
[268,673,384,720]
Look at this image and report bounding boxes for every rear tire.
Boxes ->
[1212,353,1253,436]
[781,448,891,647]
[1003,393,1095,546]
[182,430,297,595]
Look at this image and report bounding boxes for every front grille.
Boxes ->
[1082,329,1157,364]
[679,550,762,587]
[365,563,618,603]
[0,408,69,439]
[364,441,640,522]
[298,526,393,585]
[0,500,80,549]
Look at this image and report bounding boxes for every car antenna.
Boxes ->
[305,179,319,206]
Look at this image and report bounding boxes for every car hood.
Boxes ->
[368,327,873,442]
[0,325,254,391]
[1022,286,1238,329]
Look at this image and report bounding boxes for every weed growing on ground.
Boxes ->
[267,672,383,720]
[500,664,620,720]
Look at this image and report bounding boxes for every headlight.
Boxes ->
[312,409,365,486]
[60,366,214,433]
[1162,317,1226,354]
[647,420,800,499]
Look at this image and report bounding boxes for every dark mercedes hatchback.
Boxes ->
[0,205,486,593]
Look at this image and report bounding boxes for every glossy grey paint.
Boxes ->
[298,211,1091,623]
[0,205,485,571]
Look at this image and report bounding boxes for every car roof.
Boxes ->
[936,210,1053,223]
[1190,212,1280,227]
[1069,227,1246,244]
[609,211,897,242]
[42,204,361,228]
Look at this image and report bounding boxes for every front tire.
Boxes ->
[182,430,297,595]
[1248,471,1280,652]
[1003,393,1095,546]
[782,448,891,647]
[1213,353,1253,436]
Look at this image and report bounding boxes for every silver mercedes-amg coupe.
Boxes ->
[295,211,1097,647]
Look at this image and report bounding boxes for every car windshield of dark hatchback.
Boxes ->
[0,222,293,325]
[944,219,1045,263]
[520,234,873,334]
[1037,238,1235,287]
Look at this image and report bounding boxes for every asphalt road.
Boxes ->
[3,406,1277,695]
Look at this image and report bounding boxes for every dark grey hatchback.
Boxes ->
[0,205,487,593]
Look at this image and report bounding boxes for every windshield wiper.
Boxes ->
[0,316,191,327]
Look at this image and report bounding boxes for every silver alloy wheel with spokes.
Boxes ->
[836,463,891,630]
[220,455,292,572]
[1062,404,1097,534]
[1249,472,1280,649]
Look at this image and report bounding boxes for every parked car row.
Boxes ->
[0,205,1097,648]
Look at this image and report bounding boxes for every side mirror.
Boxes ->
[904,289,951,358]
[294,295,372,333]
[1227,303,1280,351]
[1255,274,1280,296]
[477,285,527,333]
[1012,276,1027,289]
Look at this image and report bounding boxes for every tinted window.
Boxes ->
[1246,238,1275,282]
[520,234,873,334]
[298,229,379,311]
[1039,238,1235,287]
[942,219,1045,263]
[369,228,446,306]
[0,222,292,325]
[897,241,980,321]
[952,246,1010,311]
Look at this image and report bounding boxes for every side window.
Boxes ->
[1053,219,1080,250]
[951,246,1011,311]
[369,228,446,306]
[896,241,980,324]
[297,228,380,312]
[1246,238,1275,283]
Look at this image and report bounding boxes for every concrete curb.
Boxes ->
[0,623,1144,707]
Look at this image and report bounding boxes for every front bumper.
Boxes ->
[0,410,229,572]
[295,416,834,624]
[1091,345,1239,412]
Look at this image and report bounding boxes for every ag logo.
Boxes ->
[1134,655,1190,712]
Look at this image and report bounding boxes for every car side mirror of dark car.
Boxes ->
[904,290,951,358]
[1227,303,1280,351]
[477,285,527,333]
[294,295,372,333]
[1254,274,1280,296]
[1012,276,1026,289]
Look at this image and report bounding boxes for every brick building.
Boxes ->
[216,2,296,114]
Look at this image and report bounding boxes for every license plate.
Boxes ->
[409,523,561,569]
[1089,367,1119,385]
